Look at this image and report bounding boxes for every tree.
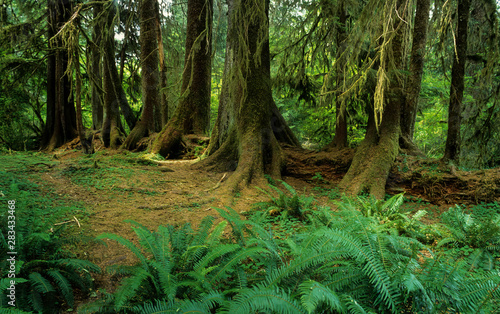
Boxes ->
[151,0,213,156]
[89,4,103,131]
[400,0,430,155]
[196,0,298,192]
[324,0,348,150]
[443,0,471,163]
[42,0,77,151]
[340,0,410,198]
[101,1,126,148]
[122,0,161,150]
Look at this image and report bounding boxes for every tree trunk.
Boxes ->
[196,0,295,192]
[324,0,348,150]
[102,2,125,148]
[443,0,470,163]
[400,0,430,156]
[122,0,161,150]
[151,0,213,155]
[340,0,408,198]
[43,0,77,151]
[75,44,93,154]
[90,4,103,131]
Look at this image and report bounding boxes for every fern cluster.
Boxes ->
[84,195,500,313]
[0,225,100,312]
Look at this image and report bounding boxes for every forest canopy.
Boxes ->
[0,0,499,196]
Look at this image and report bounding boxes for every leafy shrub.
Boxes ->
[438,205,500,270]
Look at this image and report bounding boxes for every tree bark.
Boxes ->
[122,0,161,150]
[340,0,408,198]
[43,0,77,151]
[196,0,297,192]
[324,0,348,150]
[443,0,470,163]
[400,0,430,156]
[151,0,213,156]
[90,4,103,131]
[102,1,125,148]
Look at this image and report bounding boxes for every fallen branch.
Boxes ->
[54,216,81,228]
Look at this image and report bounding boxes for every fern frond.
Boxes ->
[149,259,177,301]
[299,280,345,313]
[46,269,74,307]
[206,220,227,247]
[114,267,151,310]
[226,284,306,314]
[97,233,150,272]
[209,246,267,285]
[28,272,54,294]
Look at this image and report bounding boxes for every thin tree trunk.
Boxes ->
[326,0,348,150]
[90,4,103,131]
[75,44,92,154]
[401,0,430,155]
[151,0,213,156]
[102,1,125,148]
[122,0,160,150]
[443,0,470,163]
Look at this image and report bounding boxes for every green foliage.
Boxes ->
[91,192,500,313]
[0,152,99,312]
[438,204,500,270]
[0,224,100,312]
[85,216,269,313]
[255,180,314,220]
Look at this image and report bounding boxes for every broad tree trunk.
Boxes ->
[443,0,470,163]
[151,0,213,155]
[122,0,161,150]
[102,2,125,148]
[196,0,298,192]
[400,0,430,155]
[43,0,77,151]
[340,0,408,198]
[90,4,103,131]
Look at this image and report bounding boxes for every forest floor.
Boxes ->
[2,140,499,309]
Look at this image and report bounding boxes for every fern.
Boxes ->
[299,280,345,313]
[225,284,306,314]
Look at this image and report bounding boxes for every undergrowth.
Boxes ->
[82,185,500,313]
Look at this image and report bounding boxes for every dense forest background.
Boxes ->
[1,0,499,188]
[1,0,500,312]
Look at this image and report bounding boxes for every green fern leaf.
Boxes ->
[114,267,151,310]
[28,272,54,294]
[46,269,74,307]
[227,284,306,314]
[97,232,150,272]
[299,280,344,313]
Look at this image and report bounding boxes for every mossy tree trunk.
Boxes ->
[443,0,470,163]
[101,2,125,148]
[196,0,297,192]
[122,0,161,150]
[400,0,430,156]
[340,0,408,198]
[43,0,77,151]
[90,4,103,131]
[151,0,213,156]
